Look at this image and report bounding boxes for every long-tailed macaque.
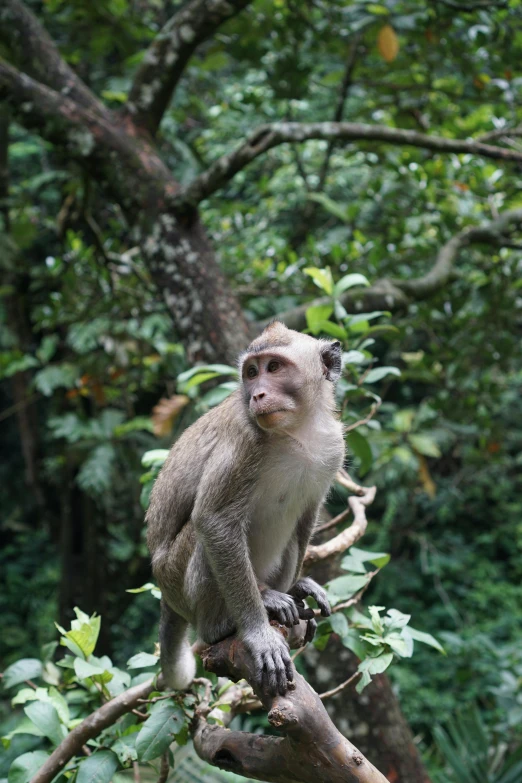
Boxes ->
[146,321,345,696]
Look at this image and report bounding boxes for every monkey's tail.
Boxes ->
[159,601,196,691]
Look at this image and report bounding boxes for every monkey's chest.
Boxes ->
[248,453,334,582]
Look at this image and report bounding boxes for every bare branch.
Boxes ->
[0,0,106,115]
[29,678,156,783]
[305,485,377,567]
[127,0,251,136]
[176,121,522,208]
[319,670,361,700]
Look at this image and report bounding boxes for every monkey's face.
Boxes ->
[241,351,303,432]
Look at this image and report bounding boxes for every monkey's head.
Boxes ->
[239,321,342,432]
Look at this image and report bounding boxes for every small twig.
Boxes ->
[132,709,149,721]
[81,745,92,756]
[344,399,382,434]
[316,507,351,533]
[332,569,379,613]
[137,694,173,705]
[25,680,38,690]
[157,751,169,783]
[319,670,361,700]
[336,469,366,496]
[133,761,140,783]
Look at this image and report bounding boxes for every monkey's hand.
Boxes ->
[261,588,314,627]
[241,626,294,697]
[289,576,331,617]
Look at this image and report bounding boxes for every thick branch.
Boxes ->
[176,121,522,207]
[126,0,251,135]
[30,679,155,783]
[0,0,106,115]
[196,631,387,783]
[0,61,172,216]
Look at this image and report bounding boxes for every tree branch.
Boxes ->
[195,629,388,783]
[175,121,522,208]
[126,0,251,136]
[266,208,522,331]
[0,0,106,115]
[305,484,377,568]
[0,61,173,218]
[30,678,156,783]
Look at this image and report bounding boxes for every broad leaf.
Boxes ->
[24,701,64,746]
[3,659,43,689]
[8,751,50,783]
[136,701,185,762]
[76,750,119,783]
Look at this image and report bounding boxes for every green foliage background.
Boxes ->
[1,0,522,780]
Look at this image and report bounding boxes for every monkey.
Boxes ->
[146,321,345,697]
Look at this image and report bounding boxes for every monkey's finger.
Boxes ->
[294,597,315,620]
[315,595,331,617]
[282,649,294,684]
[262,653,278,697]
[285,598,300,625]
[304,618,317,644]
[272,649,288,695]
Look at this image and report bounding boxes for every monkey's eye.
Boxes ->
[246,365,258,379]
[267,360,280,373]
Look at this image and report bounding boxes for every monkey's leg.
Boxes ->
[159,601,196,690]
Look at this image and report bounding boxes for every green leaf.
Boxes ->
[303,266,334,295]
[408,434,441,458]
[356,652,394,693]
[385,633,411,657]
[8,751,50,783]
[368,605,385,636]
[384,608,411,631]
[334,274,370,296]
[346,430,373,476]
[141,451,169,468]
[77,445,116,495]
[326,574,369,602]
[329,612,349,637]
[342,350,367,366]
[36,335,59,364]
[33,363,79,396]
[2,659,43,689]
[12,687,69,726]
[76,750,119,783]
[341,547,390,571]
[24,701,64,746]
[136,701,185,762]
[176,364,238,385]
[74,658,113,684]
[112,739,137,767]
[56,607,100,658]
[340,628,368,660]
[363,366,401,384]
[126,652,159,669]
[200,381,238,407]
[305,304,334,334]
[307,193,350,223]
[404,626,445,654]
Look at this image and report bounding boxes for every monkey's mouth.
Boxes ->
[254,409,289,428]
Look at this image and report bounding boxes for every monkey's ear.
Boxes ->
[321,340,342,382]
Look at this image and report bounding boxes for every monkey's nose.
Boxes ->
[253,391,266,402]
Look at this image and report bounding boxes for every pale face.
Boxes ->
[241,351,304,432]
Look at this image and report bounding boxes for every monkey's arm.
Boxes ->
[192,457,293,696]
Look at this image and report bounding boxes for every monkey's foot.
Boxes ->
[261,588,315,627]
